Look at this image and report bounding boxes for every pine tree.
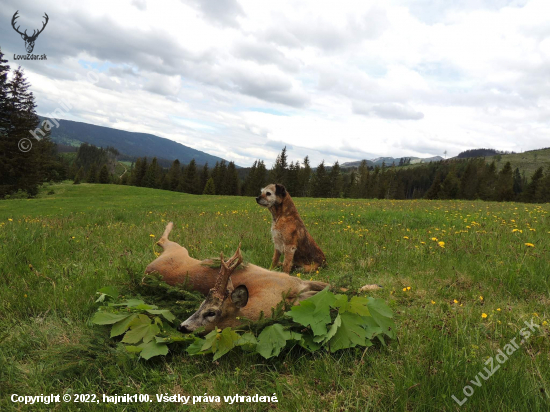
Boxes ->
[200,162,209,193]
[440,171,459,199]
[183,159,199,194]
[536,167,550,203]
[270,147,288,185]
[312,160,329,197]
[74,167,84,184]
[167,159,182,191]
[523,167,544,203]
[225,161,239,195]
[98,164,110,183]
[328,161,343,198]
[513,168,524,196]
[495,162,514,201]
[1,66,41,196]
[144,157,161,188]
[298,156,312,197]
[87,163,99,183]
[203,177,216,195]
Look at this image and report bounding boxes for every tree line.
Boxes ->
[0,48,67,198]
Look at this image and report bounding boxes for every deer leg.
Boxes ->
[271,249,282,269]
[282,245,297,274]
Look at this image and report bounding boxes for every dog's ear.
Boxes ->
[275,184,287,197]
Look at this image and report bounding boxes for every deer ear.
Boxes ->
[275,184,287,197]
[230,285,248,308]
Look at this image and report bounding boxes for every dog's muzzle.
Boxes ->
[255,196,261,203]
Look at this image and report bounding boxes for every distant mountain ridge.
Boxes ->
[341,155,443,168]
[43,118,230,166]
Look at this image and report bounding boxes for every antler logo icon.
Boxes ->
[11,11,49,54]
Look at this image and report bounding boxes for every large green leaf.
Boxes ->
[314,313,341,343]
[122,317,160,344]
[186,338,207,355]
[92,312,131,325]
[98,286,119,298]
[236,332,257,352]
[366,298,396,339]
[256,324,291,359]
[146,309,176,322]
[328,312,368,352]
[139,340,168,360]
[111,314,137,337]
[212,328,241,360]
[286,288,334,336]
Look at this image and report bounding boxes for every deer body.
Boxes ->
[145,223,327,334]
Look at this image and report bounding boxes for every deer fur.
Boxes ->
[145,222,328,335]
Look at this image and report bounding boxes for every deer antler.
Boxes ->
[11,11,25,37]
[212,244,243,299]
[32,13,49,39]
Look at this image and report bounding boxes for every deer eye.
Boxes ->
[205,311,216,318]
[266,192,271,196]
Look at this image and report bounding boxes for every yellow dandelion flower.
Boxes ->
[481,313,488,318]
[402,287,407,292]
[543,321,548,326]
[525,243,535,248]
[24,294,27,298]
[149,234,155,238]
[453,299,458,304]
[407,286,411,290]
[431,237,438,241]
[296,273,301,278]
[8,218,13,222]
[533,313,539,317]
[403,236,409,239]
[420,241,426,244]
[496,308,501,311]
[438,241,445,248]
[479,296,483,301]
[431,300,436,304]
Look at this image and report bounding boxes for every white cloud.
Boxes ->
[2,0,550,167]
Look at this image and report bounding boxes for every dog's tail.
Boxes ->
[157,222,174,247]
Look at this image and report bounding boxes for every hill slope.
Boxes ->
[341,155,443,168]
[44,118,228,166]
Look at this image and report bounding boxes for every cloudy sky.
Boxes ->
[2,0,550,167]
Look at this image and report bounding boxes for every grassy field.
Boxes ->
[493,148,550,176]
[1,183,549,411]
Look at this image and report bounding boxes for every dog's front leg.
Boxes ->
[282,245,297,273]
[271,249,282,269]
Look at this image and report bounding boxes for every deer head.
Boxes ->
[12,11,49,54]
[177,245,246,335]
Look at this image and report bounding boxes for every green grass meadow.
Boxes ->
[1,182,549,411]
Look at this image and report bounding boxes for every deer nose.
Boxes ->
[177,324,192,334]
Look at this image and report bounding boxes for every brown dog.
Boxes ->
[256,183,326,273]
